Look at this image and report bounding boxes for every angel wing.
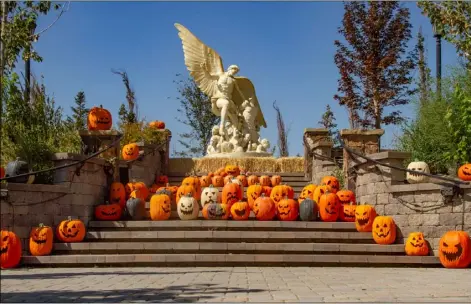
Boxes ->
[175,23,224,99]
[233,77,267,128]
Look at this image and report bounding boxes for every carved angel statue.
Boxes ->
[175,23,267,139]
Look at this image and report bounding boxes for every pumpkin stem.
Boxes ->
[39,223,44,228]
[67,216,72,221]
[100,104,103,108]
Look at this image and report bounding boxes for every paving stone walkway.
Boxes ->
[1,267,471,303]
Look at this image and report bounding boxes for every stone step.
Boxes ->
[21,254,441,267]
[82,230,374,243]
[167,176,311,182]
[141,209,317,220]
[168,172,306,177]
[88,220,357,231]
[53,242,405,255]
[166,180,311,187]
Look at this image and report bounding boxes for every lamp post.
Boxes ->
[433,24,442,98]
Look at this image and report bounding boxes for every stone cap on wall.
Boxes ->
[0,183,71,193]
[340,129,385,136]
[350,151,411,166]
[304,128,330,135]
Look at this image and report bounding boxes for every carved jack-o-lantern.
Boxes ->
[372,216,396,245]
[355,205,377,232]
[109,182,126,208]
[270,185,287,206]
[87,105,112,131]
[150,194,172,221]
[230,178,244,195]
[211,175,224,187]
[405,232,429,256]
[313,185,328,204]
[457,164,471,181]
[339,204,356,222]
[406,160,430,184]
[29,223,53,256]
[1,230,22,269]
[221,181,243,210]
[223,175,234,185]
[156,183,178,204]
[149,120,165,129]
[336,189,356,205]
[57,217,86,243]
[225,165,240,177]
[122,143,140,161]
[230,201,251,220]
[318,192,340,222]
[200,185,221,207]
[247,184,263,210]
[271,175,282,187]
[247,175,259,186]
[252,194,276,221]
[298,184,317,203]
[320,176,340,194]
[182,176,202,201]
[199,175,212,188]
[236,175,248,187]
[438,231,471,268]
[177,194,200,220]
[276,197,299,221]
[259,175,271,187]
[202,202,230,220]
[94,201,123,221]
[155,175,169,186]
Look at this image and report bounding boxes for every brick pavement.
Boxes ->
[1,267,470,303]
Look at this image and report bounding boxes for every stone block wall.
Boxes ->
[128,143,163,186]
[0,156,108,253]
[303,128,338,183]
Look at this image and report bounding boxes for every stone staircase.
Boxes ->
[21,172,441,267]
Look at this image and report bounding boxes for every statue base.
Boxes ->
[204,151,273,158]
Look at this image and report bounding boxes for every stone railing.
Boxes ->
[1,155,109,253]
[303,128,338,183]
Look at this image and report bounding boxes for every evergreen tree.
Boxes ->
[68,91,89,130]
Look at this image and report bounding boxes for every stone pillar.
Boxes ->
[340,129,384,190]
[303,128,334,182]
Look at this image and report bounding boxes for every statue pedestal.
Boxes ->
[204,151,273,158]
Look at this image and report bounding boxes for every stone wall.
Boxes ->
[0,155,108,253]
[303,128,338,183]
[127,143,163,186]
[350,150,471,253]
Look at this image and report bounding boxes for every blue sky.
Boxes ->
[26,2,460,156]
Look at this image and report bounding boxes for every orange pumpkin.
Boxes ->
[155,175,169,186]
[230,201,251,220]
[263,186,272,197]
[318,192,340,222]
[271,175,282,186]
[150,194,172,220]
[202,202,230,220]
[128,182,149,201]
[247,175,259,186]
[336,189,356,205]
[224,175,234,185]
[270,185,288,206]
[109,182,126,208]
[156,183,178,204]
[176,184,196,203]
[457,164,471,181]
[355,205,377,232]
[276,197,299,221]
[298,184,317,203]
[182,176,202,200]
[372,216,396,245]
[259,175,271,187]
[207,172,214,178]
[313,185,328,204]
[0,167,4,179]
[253,194,276,221]
[122,143,140,161]
[211,175,224,187]
[221,181,243,210]
[321,176,340,193]
[29,223,53,256]
[339,203,356,222]
[94,201,122,220]
[405,232,429,256]
[57,217,86,243]
[150,183,160,193]
[87,105,112,131]
[149,120,165,129]
[438,231,471,268]
[1,230,22,269]
[236,175,248,187]
[283,184,294,199]
[247,184,264,210]
[225,165,240,176]
[199,175,211,188]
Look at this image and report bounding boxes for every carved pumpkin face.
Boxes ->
[200,185,221,207]
[58,217,86,242]
[225,165,240,176]
[372,216,396,245]
[271,175,282,187]
[230,201,251,220]
[177,194,200,220]
[156,175,169,185]
[182,176,202,199]
[94,202,122,221]
[1,230,22,269]
[318,192,340,222]
[253,195,276,221]
[405,232,429,256]
[355,205,377,232]
[109,182,126,207]
[150,194,171,220]
[224,175,235,185]
[211,175,224,187]
[406,161,430,184]
[149,120,165,129]
[199,175,211,188]
[202,202,230,220]
[247,175,259,186]
[247,184,263,210]
[336,189,356,205]
[276,198,299,221]
[313,185,328,204]
[339,204,356,222]
[87,106,112,130]
[270,185,288,206]
[236,175,248,187]
[156,184,177,204]
[457,164,471,181]
[221,182,243,210]
[131,182,149,200]
[321,176,339,194]
[122,143,140,161]
[259,175,271,187]
[298,184,317,203]
[29,224,53,256]
[263,186,272,197]
[439,231,471,268]
[176,185,196,203]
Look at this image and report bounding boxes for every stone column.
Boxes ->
[340,129,384,190]
[303,128,334,182]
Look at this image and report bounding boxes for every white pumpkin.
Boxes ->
[231,178,245,196]
[177,194,200,220]
[406,160,430,184]
[200,185,221,207]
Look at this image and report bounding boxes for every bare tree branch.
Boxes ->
[273,100,289,157]
[30,2,70,41]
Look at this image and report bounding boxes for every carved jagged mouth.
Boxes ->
[375,230,390,238]
[125,151,135,156]
[1,246,8,254]
[278,210,290,216]
[463,171,471,176]
[101,211,118,216]
[161,206,170,213]
[208,208,224,218]
[408,172,423,177]
[343,212,355,219]
[95,119,110,125]
[226,194,238,202]
[325,208,336,215]
[441,244,463,261]
[180,208,194,215]
[234,209,247,217]
[63,230,79,238]
[410,242,424,248]
[111,197,121,203]
[33,239,47,244]
[356,218,369,226]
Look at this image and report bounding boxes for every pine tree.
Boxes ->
[273,101,289,157]
[318,105,340,146]
[68,91,89,130]
[417,27,431,105]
